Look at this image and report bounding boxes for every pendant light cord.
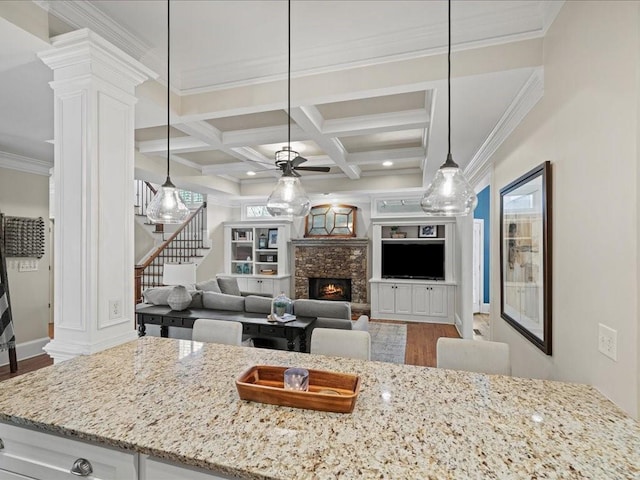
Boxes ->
[287,0,291,150]
[447,0,451,158]
[166,0,171,179]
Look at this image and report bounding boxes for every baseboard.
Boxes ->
[481,303,491,314]
[0,337,49,367]
[454,313,463,338]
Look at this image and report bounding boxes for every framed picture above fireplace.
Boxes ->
[304,204,357,238]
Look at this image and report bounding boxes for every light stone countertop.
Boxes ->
[0,336,638,479]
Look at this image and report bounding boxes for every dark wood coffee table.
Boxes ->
[135,305,316,352]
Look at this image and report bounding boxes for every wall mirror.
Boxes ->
[500,161,552,355]
[304,204,357,237]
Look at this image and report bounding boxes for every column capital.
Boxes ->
[38,28,157,91]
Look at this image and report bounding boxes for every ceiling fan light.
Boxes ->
[420,162,477,216]
[266,175,310,217]
[275,146,299,163]
[147,177,191,224]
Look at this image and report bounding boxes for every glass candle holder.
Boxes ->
[283,368,309,392]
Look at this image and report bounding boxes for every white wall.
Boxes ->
[490,1,639,417]
[0,166,50,344]
[195,201,235,282]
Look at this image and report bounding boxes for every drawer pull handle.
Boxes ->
[71,458,93,476]
[0,438,4,449]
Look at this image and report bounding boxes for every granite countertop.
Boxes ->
[0,337,638,479]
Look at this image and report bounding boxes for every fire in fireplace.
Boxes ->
[309,278,352,302]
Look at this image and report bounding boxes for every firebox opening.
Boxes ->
[309,278,352,302]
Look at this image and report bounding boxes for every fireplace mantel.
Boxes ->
[291,238,369,248]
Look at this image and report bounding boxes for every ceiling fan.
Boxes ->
[274,146,330,177]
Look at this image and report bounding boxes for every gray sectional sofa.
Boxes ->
[140,276,368,347]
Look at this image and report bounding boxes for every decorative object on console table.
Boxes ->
[267,229,278,248]
[499,161,552,355]
[271,292,293,318]
[419,225,437,238]
[163,262,196,311]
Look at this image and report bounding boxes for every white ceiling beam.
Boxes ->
[322,109,429,138]
[173,121,223,147]
[290,105,361,180]
[137,137,210,154]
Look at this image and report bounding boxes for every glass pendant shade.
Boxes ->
[147,177,191,224]
[421,155,478,216]
[266,175,311,217]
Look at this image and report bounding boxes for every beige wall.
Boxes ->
[195,202,235,282]
[0,167,50,344]
[490,2,639,417]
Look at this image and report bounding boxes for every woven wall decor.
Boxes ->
[2,216,45,259]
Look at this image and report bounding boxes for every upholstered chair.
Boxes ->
[310,328,371,360]
[436,337,511,375]
[192,318,243,346]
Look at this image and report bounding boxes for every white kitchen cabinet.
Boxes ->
[0,423,137,480]
[139,455,236,480]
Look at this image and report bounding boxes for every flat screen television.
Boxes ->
[381,242,445,280]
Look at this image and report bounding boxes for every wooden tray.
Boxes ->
[236,365,361,413]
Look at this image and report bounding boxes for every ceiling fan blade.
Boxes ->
[294,166,331,173]
[291,156,307,167]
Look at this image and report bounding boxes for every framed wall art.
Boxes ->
[500,161,552,355]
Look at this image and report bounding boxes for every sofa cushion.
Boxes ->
[195,278,221,293]
[202,291,245,311]
[244,295,272,314]
[293,299,351,320]
[189,290,204,309]
[314,317,352,330]
[216,276,242,296]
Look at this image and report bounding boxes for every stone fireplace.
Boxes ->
[291,238,369,311]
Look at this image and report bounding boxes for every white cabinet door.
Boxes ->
[140,455,237,480]
[394,284,413,315]
[378,284,396,314]
[429,285,447,317]
[0,423,137,480]
[246,278,275,295]
[411,284,429,316]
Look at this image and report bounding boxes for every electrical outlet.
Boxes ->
[598,323,617,361]
[18,261,38,272]
[109,299,121,320]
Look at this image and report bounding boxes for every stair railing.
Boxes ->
[134,202,207,304]
[135,181,164,234]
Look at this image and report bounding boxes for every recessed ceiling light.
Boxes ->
[247,171,256,176]
[383,161,393,167]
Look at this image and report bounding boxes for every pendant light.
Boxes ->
[421,0,477,216]
[266,0,311,218]
[147,0,190,224]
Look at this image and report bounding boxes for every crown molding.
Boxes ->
[465,67,544,188]
[541,1,565,35]
[0,151,52,176]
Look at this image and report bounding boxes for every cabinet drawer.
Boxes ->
[259,324,285,336]
[0,423,137,480]
[142,314,164,325]
[166,317,183,327]
[242,324,259,335]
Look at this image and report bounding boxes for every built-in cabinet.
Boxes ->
[370,217,456,323]
[0,423,237,480]
[223,221,291,296]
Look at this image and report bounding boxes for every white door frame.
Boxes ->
[472,219,484,314]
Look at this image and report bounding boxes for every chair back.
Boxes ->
[192,318,243,346]
[310,328,371,360]
[436,337,511,375]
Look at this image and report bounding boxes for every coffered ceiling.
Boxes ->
[0,1,563,202]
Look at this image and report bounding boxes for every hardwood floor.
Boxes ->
[0,354,53,382]
[0,321,457,381]
[372,319,460,367]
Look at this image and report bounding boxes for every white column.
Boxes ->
[39,29,157,362]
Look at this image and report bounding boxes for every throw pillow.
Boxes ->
[202,291,245,311]
[195,278,221,293]
[142,286,174,305]
[216,276,241,296]
[189,290,204,309]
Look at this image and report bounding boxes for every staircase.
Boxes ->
[134,181,209,304]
